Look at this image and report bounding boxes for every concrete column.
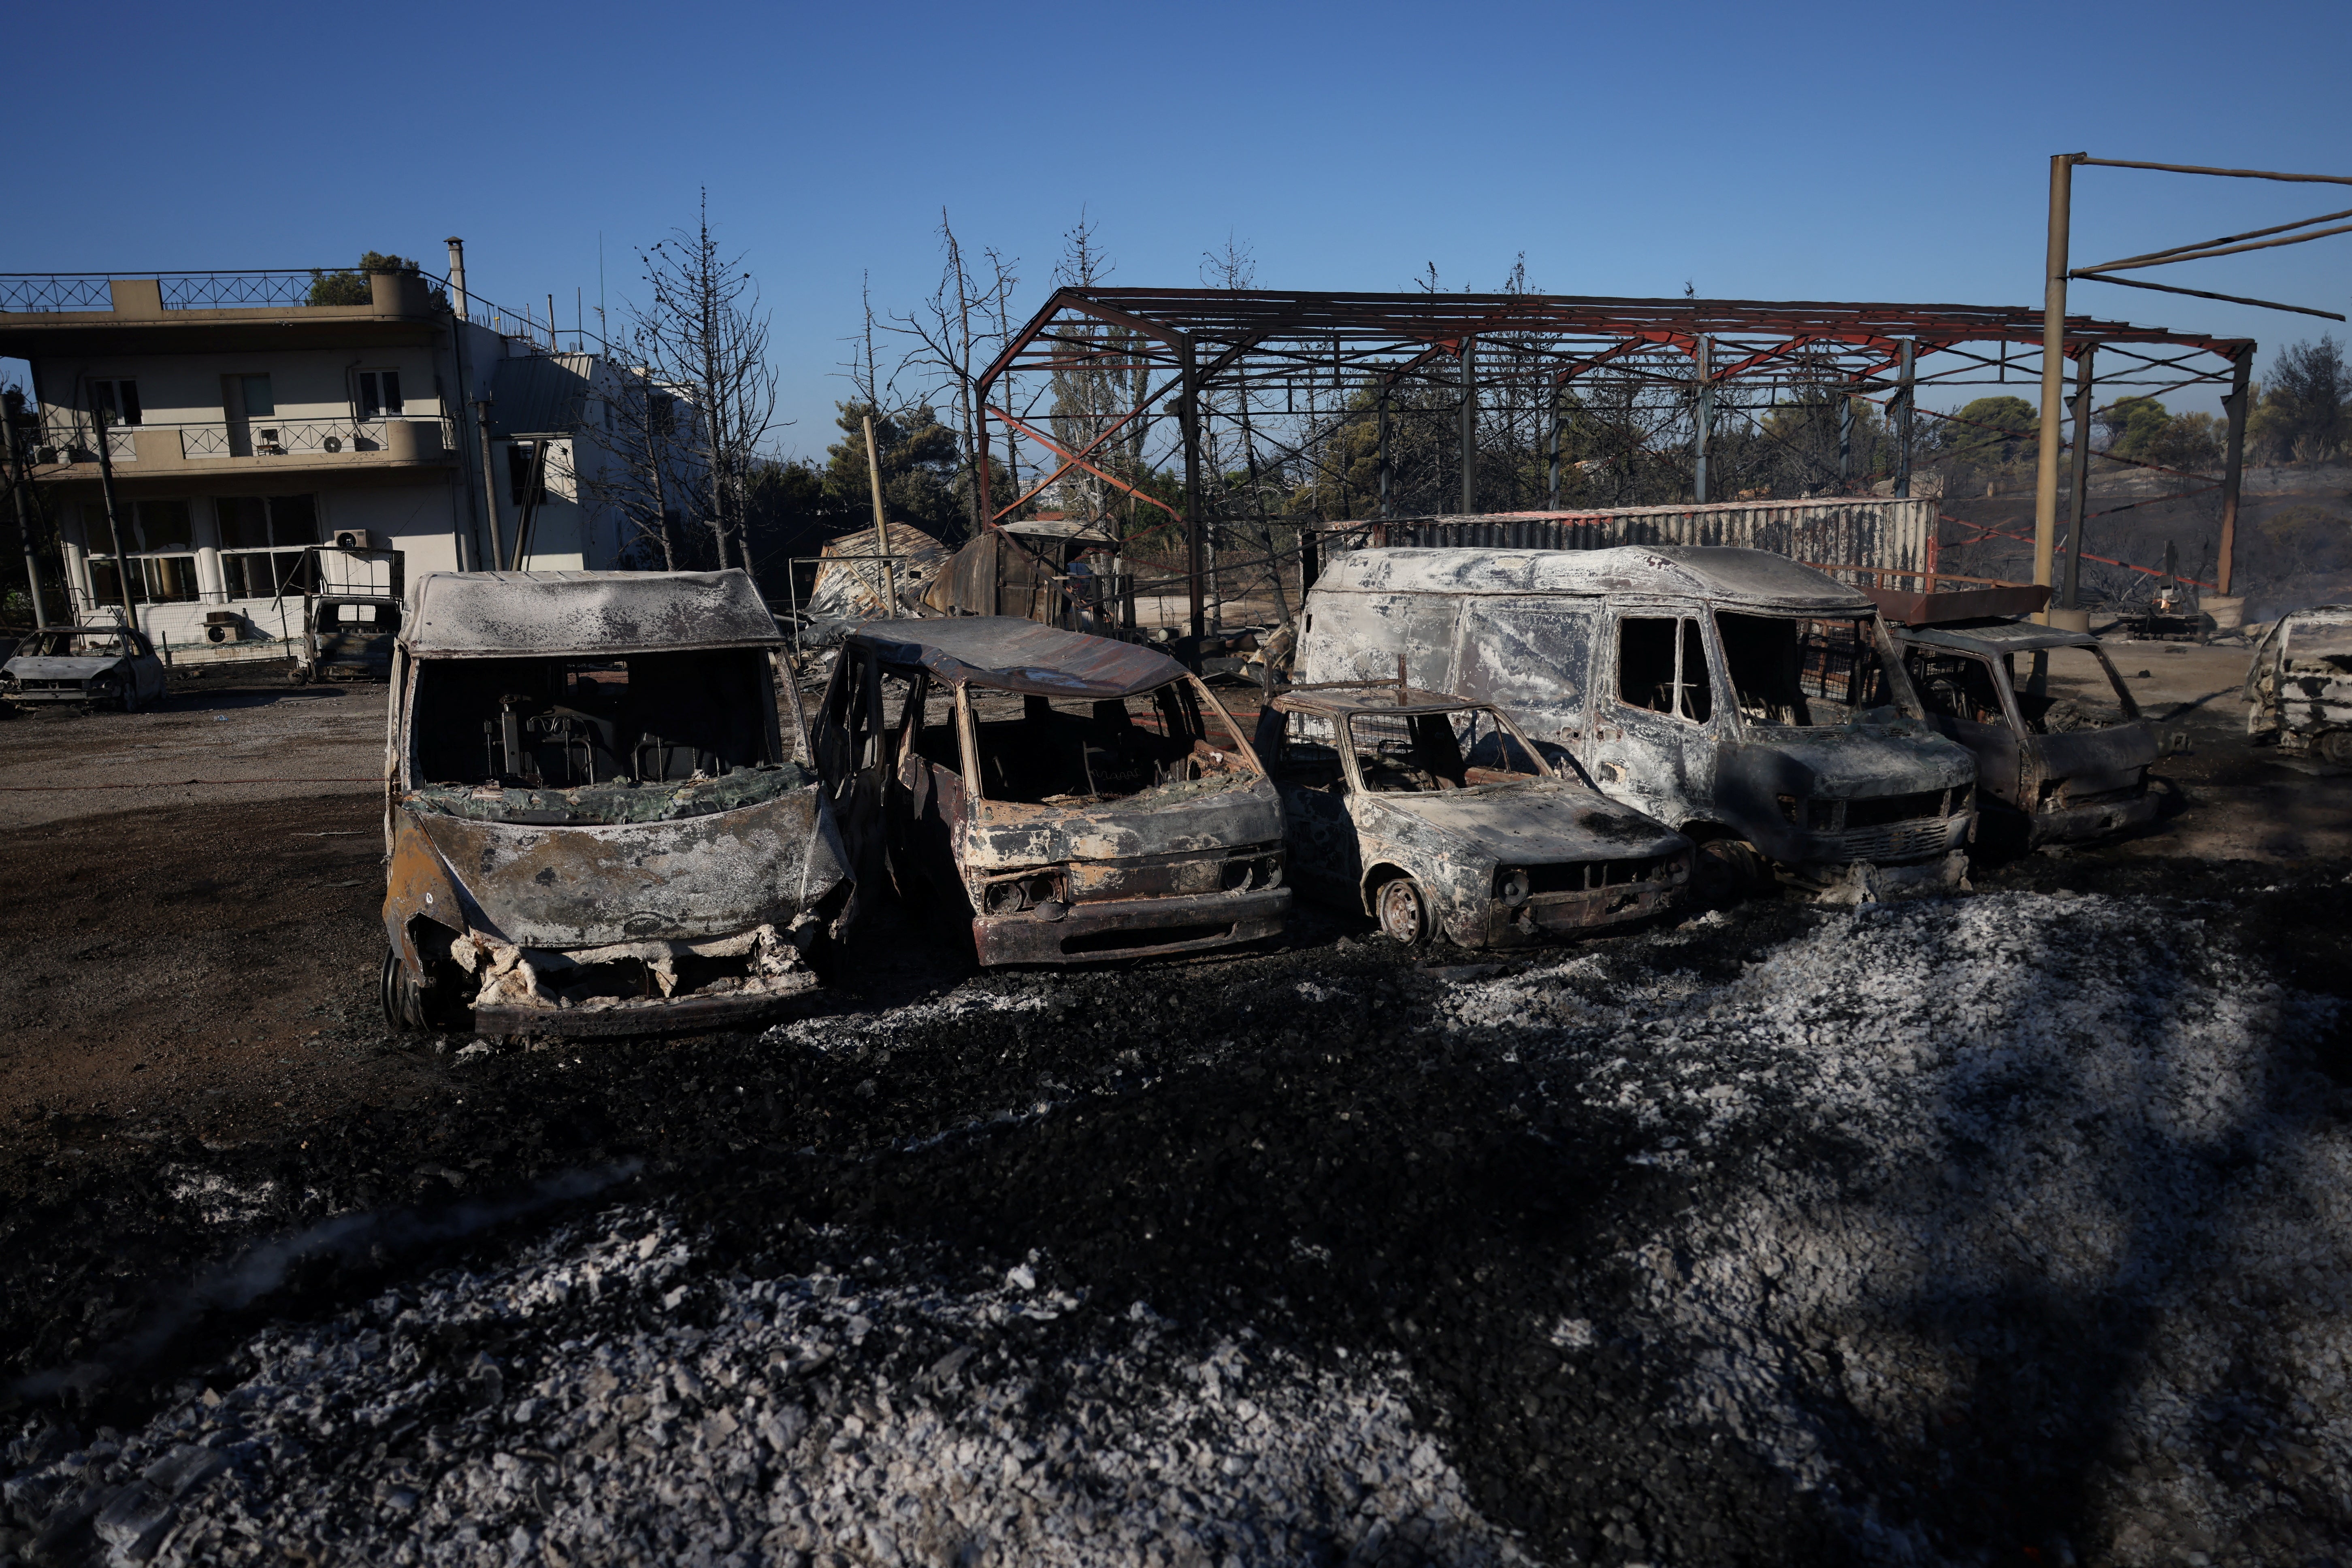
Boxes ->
[193,496,226,601]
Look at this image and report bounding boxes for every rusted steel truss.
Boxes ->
[973,287,2253,638]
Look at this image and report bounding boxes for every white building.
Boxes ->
[0,253,667,655]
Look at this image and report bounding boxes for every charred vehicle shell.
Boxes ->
[2,624,169,711]
[1297,546,1977,896]
[381,569,852,1038]
[2243,605,2352,765]
[1254,683,1690,947]
[1894,618,2160,844]
[816,617,1289,965]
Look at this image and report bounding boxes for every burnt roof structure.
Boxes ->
[847,616,1190,698]
[973,287,2259,635]
[405,569,781,658]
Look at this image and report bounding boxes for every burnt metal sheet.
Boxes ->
[487,352,597,439]
[972,884,1288,965]
[1311,545,1877,614]
[849,616,1188,699]
[1867,583,2051,624]
[1898,619,2111,657]
[806,522,950,620]
[404,569,781,658]
[396,782,848,950]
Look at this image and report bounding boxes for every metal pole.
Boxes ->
[862,413,897,618]
[1692,336,1713,503]
[1376,388,1392,519]
[1893,340,1916,499]
[1838,394,1853,491]
[90,409,138,631]
[2216,348,2253,598]
[1548,385,1563,509]
[475,399,505,570]
[2034,153,2084,620]
[5,418,48,628]
[1180,337,1206,641]
[1458,337,1477,514]
[2062,346,2095,610]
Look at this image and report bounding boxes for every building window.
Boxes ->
[82,497,200,605]
[216,494,319,599]
[508,443,548,506]
[229,374,275,418]
[89,378,142,426]
[358,370,404,418]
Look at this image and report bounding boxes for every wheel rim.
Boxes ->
[1377,879,1424,943]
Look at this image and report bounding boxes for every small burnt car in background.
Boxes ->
[1,624,168,712]
[1254,682,1690,947]
[1893,618,2161,845]
[815,617,1289,964]
[298,594,403,682]
[382,569,852,1038]
[1299,545,1978,899]
[2243,605,2352,765]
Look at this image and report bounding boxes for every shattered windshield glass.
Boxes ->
[965,680,1257,809]
[406,648,801,824]
[1717,613,1898,727]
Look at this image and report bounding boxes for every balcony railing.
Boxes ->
[0,269,456,314]
[19,414,454,465]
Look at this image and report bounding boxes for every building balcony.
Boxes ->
[0,270,449,354]
[19,414,458,485]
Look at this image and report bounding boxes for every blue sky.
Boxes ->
[7,0,2348,459]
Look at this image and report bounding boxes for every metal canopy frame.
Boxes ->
[975,286,2254,638]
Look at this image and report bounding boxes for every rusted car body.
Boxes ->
[816,616,1289,964]
[1255,683,1690,946]
[381,569,852,1038]
[1297,545,1977,897]
[0,624,168,711]
[1893,619,2160,844]
[2244,605,2352,765]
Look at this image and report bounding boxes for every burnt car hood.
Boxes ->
[1358,782,1684,866]
[6,655,128,681]
[404,783,850,949]
[1732,723,1974,796]
[963,776,1284,867]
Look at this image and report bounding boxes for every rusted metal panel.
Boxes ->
[405,569,782,658]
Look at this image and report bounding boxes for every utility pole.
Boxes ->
[1458,338,1477,514]
[861,413,897,618]
[1180,337,1206,641]
[475,398,504,571]
[2034,153,2085,621]
[2216,348,2253,598]
[89,408,138,630]
[5,415,48,628]
[2061,347,2096,614]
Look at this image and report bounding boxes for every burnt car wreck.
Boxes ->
[1894,618,2162,844]
[1299,545,1978,899]
[1255,682,1690,946]
[2244,605,2352,764]
[816,616,1289,964]
[381,569,852,1038]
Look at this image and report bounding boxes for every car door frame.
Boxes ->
[1591,598,1720,829]
[1902,642,2025,808]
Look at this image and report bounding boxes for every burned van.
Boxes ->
[1297,545,1977,896]
[382,569,852,1037]
[1255,682,1690,946]
[816,617,1289,964]
[1893,618,2160,844]
[2244,605,2352,764]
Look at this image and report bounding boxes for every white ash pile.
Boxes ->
[1445,891,2352,1566]
[2,1218,1521,1568]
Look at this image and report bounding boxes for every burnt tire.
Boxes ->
[380,948,411,1032]
[1693,837,1769,905]
[2320,730,2352,767]
[1374,876,1432,947]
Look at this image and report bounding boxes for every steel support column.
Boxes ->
[1893,340,1916,499]
[2035,153,2084,618]
[2217,347,2252,597]
[90,410,138,631]
[1179,337,1206,640]
[1457,338,1476,514]
[1692,336,1713,503]
[4,418,47,627]
[1377,389,1392,519]
[1838,394,1853,492]
[1547,388,1563,509]
[2062,346,2095,610]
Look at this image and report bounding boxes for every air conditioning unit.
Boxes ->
[333,528,382,550]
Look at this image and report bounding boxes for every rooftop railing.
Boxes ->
[18,413,454,464]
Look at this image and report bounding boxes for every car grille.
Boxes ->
[17,678,81,691]
[1822,815,1966,863]
[1525,855,1677,897]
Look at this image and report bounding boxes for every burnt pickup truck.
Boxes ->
[381,569,852,1038]
[815,616,1289,964]
[1255,682,1690,946]
[1297,545,1978,899]
[1893,618,2160,844]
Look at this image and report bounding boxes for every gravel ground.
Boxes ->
[6,856,2352,1568]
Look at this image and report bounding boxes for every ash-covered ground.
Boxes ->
[6,858,2352,1568]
